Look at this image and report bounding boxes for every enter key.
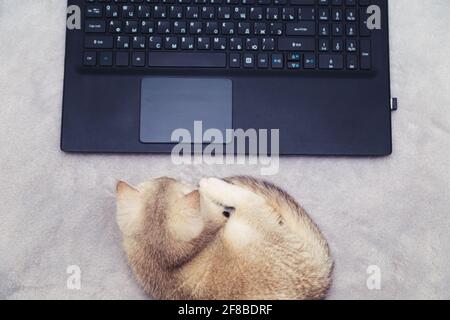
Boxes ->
[286,22,316,36]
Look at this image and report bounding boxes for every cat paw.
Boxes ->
[199,177,229,193]
[199,177,264,208]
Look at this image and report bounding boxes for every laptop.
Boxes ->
[62,0,392,155]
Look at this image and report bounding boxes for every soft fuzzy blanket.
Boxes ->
[0,0,449,299]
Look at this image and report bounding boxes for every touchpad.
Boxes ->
[140,77,232,143]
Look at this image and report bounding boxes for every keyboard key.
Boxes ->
[346,54,358,70]
[99,52,113,66]
[332,8,343,21]
[148,52,226,67]
[83,52,96,66]
[116,36,130,49]
[230,37,243,50]
[246,38,259,51]
[85,21,106,33]
[86,5,102,18]
[288,62,301,69]
[319,23,329,36]
[149,36,163,49]
[254,22,267,35]
[291,0,315,4]
[360,39,371,70]
[282,8,296,21]
[319,54,344,70]
[125,20,139,33]
[269,22,283,35]
[132,52,146,67]
[271,54,283,69]
[122,5,136,19]
[165,36,178,50]
[85,36,113,49]
[278,38,315,51]
[286,22,316,36]
[266,8,279,21]
[333,39,343,52]
[230,53,241,68]
[133,36,146,49]
[138,5,151,18]
[346,23,356,36]
[319,39,329,52]
[359,7,371,36]
[157,21,171,34]
[319,8,329,21]
[346,39,357,52]
[116,52,129,67]
[276,1,289,6]
[213,37,227,50]
[105,5,119,19]
[141,20,155,34]
[304,53,316,69]
[244,53,255,68]
[261,38,275,51]
[181,37,195,50]
[332,23,343,36]
[257,54,269,68]
[197,37,211,50]
[288,53,301,61]
[298,7,316,21]
[346,8,357,21]
[109,20,122,33]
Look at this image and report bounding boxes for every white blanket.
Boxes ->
[0,0,449,299]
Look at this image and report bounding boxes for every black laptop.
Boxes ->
[62,0,392,155]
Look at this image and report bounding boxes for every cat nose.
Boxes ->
[222,206,235,218]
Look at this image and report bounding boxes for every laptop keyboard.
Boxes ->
[83,0,373,71]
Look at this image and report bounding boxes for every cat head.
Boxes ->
[116,177,231,268]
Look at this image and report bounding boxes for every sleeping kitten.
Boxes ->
[116,176,333,300]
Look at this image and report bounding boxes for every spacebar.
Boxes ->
[148,52,226,68]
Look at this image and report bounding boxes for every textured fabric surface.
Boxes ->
[0,0,449,299]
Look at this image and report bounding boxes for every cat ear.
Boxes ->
[183,190,200,209]
[116,181,141,233]
[116,180,139,196]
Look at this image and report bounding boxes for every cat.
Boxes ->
[116,176,333,300]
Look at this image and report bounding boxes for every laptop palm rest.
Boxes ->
[140,77,232,144]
